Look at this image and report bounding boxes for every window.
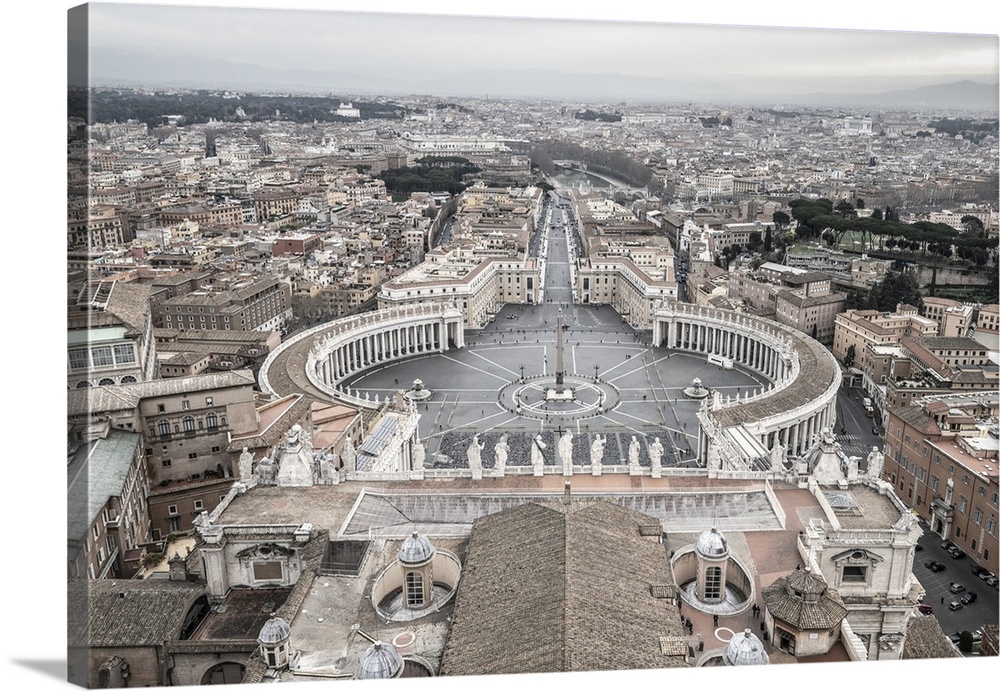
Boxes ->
[113,343,135,364]
[206,412,218,429]
[157,404,165,413]
[974,509,983,524]
[704,566,723,600]
[987,517,996,535]
[931,476,939,491]
[69,348,89,370]
[958,497,968,513]
[405,571,424,607]
[168,505,178,515]
[162,459,172,468]
[183,416,195,433]
[193,500,203,510]
[91,346,114,367]
[188,452,198,460]
[182,399,191,410]
[205,396,213,406]
[842,565,867,583]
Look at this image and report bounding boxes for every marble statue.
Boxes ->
[467,434,484,479]
[341,435,357,472]
[412,440,426,471]
[531,434,547,475]
[628,435,641,470]
[590,434,605,475]
[865,446,884,480]
[467,434,484,469]
[494,434,510,471]
[238,447,254,483]
[559,430,574,476]
[649,437,664,476]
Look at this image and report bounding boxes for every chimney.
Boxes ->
[168,552,188,581]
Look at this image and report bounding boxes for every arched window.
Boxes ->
[206,412,218,429]
[405,571,424,607]
[98,378,115,386]
[75,380,91,388]
[704,566,722,600]
[120,375,137,383]
[183,416,195,433]
[158,420,170,437]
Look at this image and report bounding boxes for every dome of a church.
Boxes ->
[398,531,436,565]
[723,628,769,666]
[695,527,729,558]
[257,613,291,644]
[355,641,404,680]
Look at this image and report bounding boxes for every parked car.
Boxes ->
[949,582,966,593]
[918,603,934,615]
[948,601,963,611]
[978,570,995,581]
[960,592,977,605]
[915,544,924,552]
[972,565,988,577]
[986,575,999,588]
[950,549,966,560]
[925,559,938,569]
[931,562,946,572]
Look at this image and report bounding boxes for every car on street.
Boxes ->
[948,600,963,611]
[924,560,946,572]
[960,592,977,605]
[972,565,989,577]
[918,603,934,615]
[949,629,983,645]
[949,582,966,593]
[986,575,999,588]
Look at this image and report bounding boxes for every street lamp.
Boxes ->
[594,363,600,381]
[520,364,525,382]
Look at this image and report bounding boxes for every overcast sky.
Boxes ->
[84,1,999,96]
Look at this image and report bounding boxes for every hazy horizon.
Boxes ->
[77,3,999,107]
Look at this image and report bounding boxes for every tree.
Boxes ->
[747,231,762,252]
[772,211,791,230]
[844,344,856,369]
[868,270,922,312]
[960,215,985,236]
[835,199,858,218]
[764,226,773,252]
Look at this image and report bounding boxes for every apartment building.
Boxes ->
[885,336,998,416]
[68,279,159,389]
[832,304,939,372]
[883,392,999,574]
[921,296,974,338]
[68,428,152,580]
[159,274,292,333]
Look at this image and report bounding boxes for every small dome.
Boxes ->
[696,527,729,558]
[724,628,769,666]
[356,641,403,680]
[398,531,436,565]
[257,613,291,645]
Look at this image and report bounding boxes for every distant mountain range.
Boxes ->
[84,48,999,112]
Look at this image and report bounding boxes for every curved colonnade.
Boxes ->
[261,301,840,474]
[652,302,840,465]
[260,305,465,409]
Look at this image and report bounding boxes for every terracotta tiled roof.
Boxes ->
[761,571,848,630]
[68,578,205,649]
[901,613,963,659]
[439,500,687,676]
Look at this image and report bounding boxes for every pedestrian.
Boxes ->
[940,596,945,604]
[713,614,719,626]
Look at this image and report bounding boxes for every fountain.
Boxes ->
[403,378,432,402]
[683,377,710,400]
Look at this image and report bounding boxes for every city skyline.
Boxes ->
[4,2,998,691]
[81,2,999,106]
